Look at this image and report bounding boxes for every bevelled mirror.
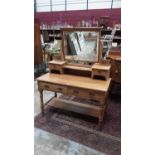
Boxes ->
[61,27,102,66]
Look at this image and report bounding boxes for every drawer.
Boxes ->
[93,70,108,76]
[48,64,60,70]
[68,87,105,102]
[38,82,67,94]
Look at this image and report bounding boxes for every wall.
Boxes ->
[35,8,121,27]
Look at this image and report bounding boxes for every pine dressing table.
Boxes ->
[37,27,111,129]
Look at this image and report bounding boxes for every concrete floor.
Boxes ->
[34,80,105,155]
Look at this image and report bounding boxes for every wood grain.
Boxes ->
[37,73,111,92]
[48,97,103,118]
[92,63,111,70]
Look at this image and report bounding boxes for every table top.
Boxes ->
[92,63,111,70]
[37,73,111,92]
[107,48,121,61]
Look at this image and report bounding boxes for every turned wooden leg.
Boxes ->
[39,90,44,116]
[98,101,106,130]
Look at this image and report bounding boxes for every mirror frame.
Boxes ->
[61,27,102,64]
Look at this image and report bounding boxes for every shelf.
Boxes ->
[41,28,61,31]
[41,28,61,42]
[48,97,101,117]
[63,64,92,72]
[113,36,121,39]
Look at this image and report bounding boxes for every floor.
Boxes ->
[34,80,106,155]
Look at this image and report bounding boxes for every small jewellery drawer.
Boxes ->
[68,87,105,101]
[48,64,60,70]
[93,70,107,76]
[39,82,67,94]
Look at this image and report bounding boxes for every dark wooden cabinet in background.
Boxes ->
[101,29,121,45]
[34,18,43,66]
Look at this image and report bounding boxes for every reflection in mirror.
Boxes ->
[64,31,99,63]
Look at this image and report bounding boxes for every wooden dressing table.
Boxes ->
[37,27,111,129]
[37,73,111,129]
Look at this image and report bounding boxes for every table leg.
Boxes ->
[98,101,106,130]
[39,90,44,116]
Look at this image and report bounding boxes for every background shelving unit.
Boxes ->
[101,29,121,45]
[40,28,61,43]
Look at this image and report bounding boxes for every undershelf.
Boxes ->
[48,97,102,118]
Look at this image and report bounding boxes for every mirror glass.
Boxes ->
[63,31,99,63]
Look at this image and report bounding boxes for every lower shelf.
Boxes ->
[48,97,103,118]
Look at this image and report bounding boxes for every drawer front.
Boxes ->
[93,70,108,76]
[48,64,60,70]
[38,82,67,94]
[68,87,105,102]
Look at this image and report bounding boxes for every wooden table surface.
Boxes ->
[107,47,121,61]
[37,73,111,92]
[107,55,121,61]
